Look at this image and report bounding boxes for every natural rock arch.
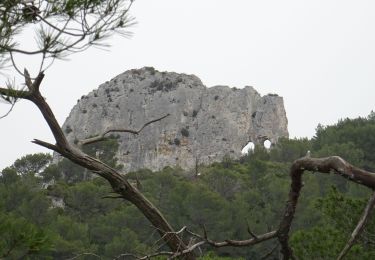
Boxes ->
[62,68,289,172]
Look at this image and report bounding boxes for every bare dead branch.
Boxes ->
[11,70,195,259]
[78,113,170,146]
[277,156,375,260]
[246,219,258,239]
[185,228,277,248]
[32,139,60,153]
[121,225,278,259]
[114,251,174,260]
[260,243,279,260]
[0,102,15,119]
[169,241,206,259]
[151,226,187,252]
[337,191,375,260]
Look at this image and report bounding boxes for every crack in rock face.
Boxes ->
[62,67,288,172]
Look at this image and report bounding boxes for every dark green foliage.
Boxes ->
[82,135,122,169]
[53,135,122,183]
[0,213,53,259]
[313,114,375,170]
[291,187,375,259]
[269,137,311,163]
[12,153,51,175]
[1,112,375,258]
[0,0,134,67]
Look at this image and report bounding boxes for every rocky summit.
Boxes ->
[62,67,288,172]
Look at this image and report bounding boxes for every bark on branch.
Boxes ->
[337,191,375,260]
[185,228,277,248]
[9,70,195,259]
[278,156,375,260]
[120,227,278,259]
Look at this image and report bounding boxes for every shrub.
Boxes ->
[65,125,72,134]
[181,128,189,137]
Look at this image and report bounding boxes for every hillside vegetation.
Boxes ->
[1,113,375,259]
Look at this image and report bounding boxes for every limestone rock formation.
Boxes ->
[62,67,288,172]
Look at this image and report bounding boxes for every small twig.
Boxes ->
[101,195,124,199]
[260,243,279,260]
[114,251,173,260]
[9,51,25,77]
[152,226,187,250]
[246,219,258,239]
[168,241,206,259]
[0,103,15,119]
[185,227,277,248]
[337,191,375,260]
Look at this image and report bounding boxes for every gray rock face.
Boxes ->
[62,67,288,172]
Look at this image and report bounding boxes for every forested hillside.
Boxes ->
[1,113,375,259]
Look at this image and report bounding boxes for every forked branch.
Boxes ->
[119,226,277,259]
[3,70,195,259]
[278,156,375,259]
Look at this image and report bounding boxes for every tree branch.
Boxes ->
[0,87,31,100]
[120,226,277,259]
[260,243,279,260]
[77,113,170,146]
[337,191,375,260]
[32,139,61,153]
[277,156,375,260]
[247,219,258,239]
[10,71,194,259]
[185,228,277,248]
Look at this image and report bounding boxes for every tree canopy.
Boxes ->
[1,114,375,258]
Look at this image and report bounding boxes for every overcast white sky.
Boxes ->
[1,0,375,169]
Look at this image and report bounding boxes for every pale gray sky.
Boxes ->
[1,0,375,169]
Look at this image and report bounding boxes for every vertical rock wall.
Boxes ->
[62,67,288,172]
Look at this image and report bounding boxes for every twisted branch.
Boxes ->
[77,114,170,146]
[277,156,375,259]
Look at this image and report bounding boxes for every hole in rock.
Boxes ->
[263,139,271,149]
[241,141,255,154]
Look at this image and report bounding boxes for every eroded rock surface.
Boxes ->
[62,67,288,172]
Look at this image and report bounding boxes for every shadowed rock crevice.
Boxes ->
[62,67,289,172]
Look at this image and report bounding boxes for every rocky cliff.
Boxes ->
[62,67,288,172]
